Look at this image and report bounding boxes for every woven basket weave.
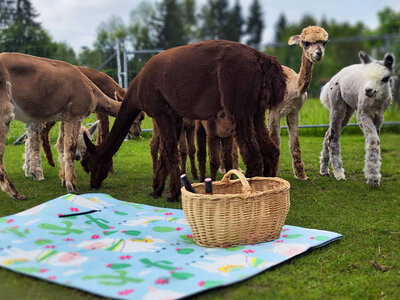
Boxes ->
[181,169,290,248]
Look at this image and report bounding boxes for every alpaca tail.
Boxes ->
[261,56,287,110]
[320,83,330,110]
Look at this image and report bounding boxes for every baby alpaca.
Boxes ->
[320,50,394,186]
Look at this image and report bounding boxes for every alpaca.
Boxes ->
[23,121,99,181]
[82,40,287,201]
[267,26,328,180]
[150,118,198,179]
[0,52,121,199]
[39,67,145,168]
[195,112,236,181]
[319,50,394,186]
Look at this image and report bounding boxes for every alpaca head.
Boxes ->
[359,50,394,99]
[128,111,145,138]
[75,121,99,161]
[288,26,328,63]
[215,110,235,138]
[81,133,112,189]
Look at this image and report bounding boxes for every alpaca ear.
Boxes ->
[358,50,372,64]
[288,35,301,45]
[88,120,100,135]
[383,53,394,70]
[83,132,96,153]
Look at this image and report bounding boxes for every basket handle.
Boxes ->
[221,169,252,194]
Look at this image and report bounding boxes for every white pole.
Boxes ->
[115,38,123,86]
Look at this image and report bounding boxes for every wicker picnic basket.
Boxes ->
[181,169,290,248]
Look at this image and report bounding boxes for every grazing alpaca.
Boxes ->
[0,53,121,199]
[82,40,287,201]
[39,67,145,168]
[267,26,328,180]
[23,121,99,181]
[320,50,394,186]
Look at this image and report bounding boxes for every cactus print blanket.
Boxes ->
[0,193,342,299]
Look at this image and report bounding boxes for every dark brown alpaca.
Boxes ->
[82,40,287,201]
[151,118,198,179]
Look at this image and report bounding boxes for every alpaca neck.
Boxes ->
[297,52,314,95]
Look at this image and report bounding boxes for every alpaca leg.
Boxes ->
[185,125,198,180]
[0,105,25,199]
[178,131,187,175]
[150,127,160,175]
[151,115,181,201]
[253,111,279,177]
[320,128,331,176]
[357,112,382,186]
[196,121,207,182]
[267,108,281,148]
[287,111,308,180]
[235,117,263,177]
[220,136,233,174]
[41,121,56,167]
[23,124,31,178]
[96,112,114,173]
[231,137,240,170]
[208,135,221,181]
[56,122,66,186]
[218,141,226,174]
[63,120,81,193]
[327,105,347,181]
[25,123,44,180]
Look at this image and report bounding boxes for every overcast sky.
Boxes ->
[31,0,400,54]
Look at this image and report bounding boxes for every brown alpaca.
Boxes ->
[151,110,234,181]
[0,52,121,199]
[82,40,287,201]
[196,111,236,181]
[267,26,328,180]
[38,67,145,170]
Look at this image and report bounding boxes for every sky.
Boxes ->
[31,0,400,54]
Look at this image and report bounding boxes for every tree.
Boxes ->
[275,13,287,42]
[226,0,244,42]
[152,0,187,49]
[15,0,39,26]
[246,0,264,48]
[0,0,15,28]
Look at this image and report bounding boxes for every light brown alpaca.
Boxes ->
[0,53,121,199]
[267,26,328,180]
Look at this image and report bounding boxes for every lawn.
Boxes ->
[0,99,399,299]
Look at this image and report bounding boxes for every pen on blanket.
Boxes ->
[58,210,99,218]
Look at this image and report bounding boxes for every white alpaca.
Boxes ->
[123,216,188,227]
[320,50,394,186]
[266,242,310,258]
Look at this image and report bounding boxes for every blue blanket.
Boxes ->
[0,193,342,299]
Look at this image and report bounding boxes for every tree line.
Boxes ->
[0,0,399,99]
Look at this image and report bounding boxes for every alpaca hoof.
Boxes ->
[333,169,346,181]
[149,192,161,199]
[13,193,27,200]
[218,168,226,174]
[367,177,380,187]
[66,184,77,194]
[295,175,309,181]
[166,196,179,202]
[319,170,330,176]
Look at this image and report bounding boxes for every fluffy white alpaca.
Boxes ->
[320,50,395,186]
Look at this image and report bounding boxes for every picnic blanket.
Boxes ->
[0,193,342,299]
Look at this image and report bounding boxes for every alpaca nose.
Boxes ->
[365,88,376,97]
[74,154,81,161]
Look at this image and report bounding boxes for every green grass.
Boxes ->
[0,100,399,299]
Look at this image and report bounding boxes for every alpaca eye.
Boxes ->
[303,41,310,48]
[382,76,390,83]
[220,112,225,119]
[322,41,328,47]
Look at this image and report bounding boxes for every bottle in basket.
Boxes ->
[180,174,197,193]
[205,178,213,194]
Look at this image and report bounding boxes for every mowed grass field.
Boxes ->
[0,99,399,299]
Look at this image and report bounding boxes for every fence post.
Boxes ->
[115,39,123,86]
